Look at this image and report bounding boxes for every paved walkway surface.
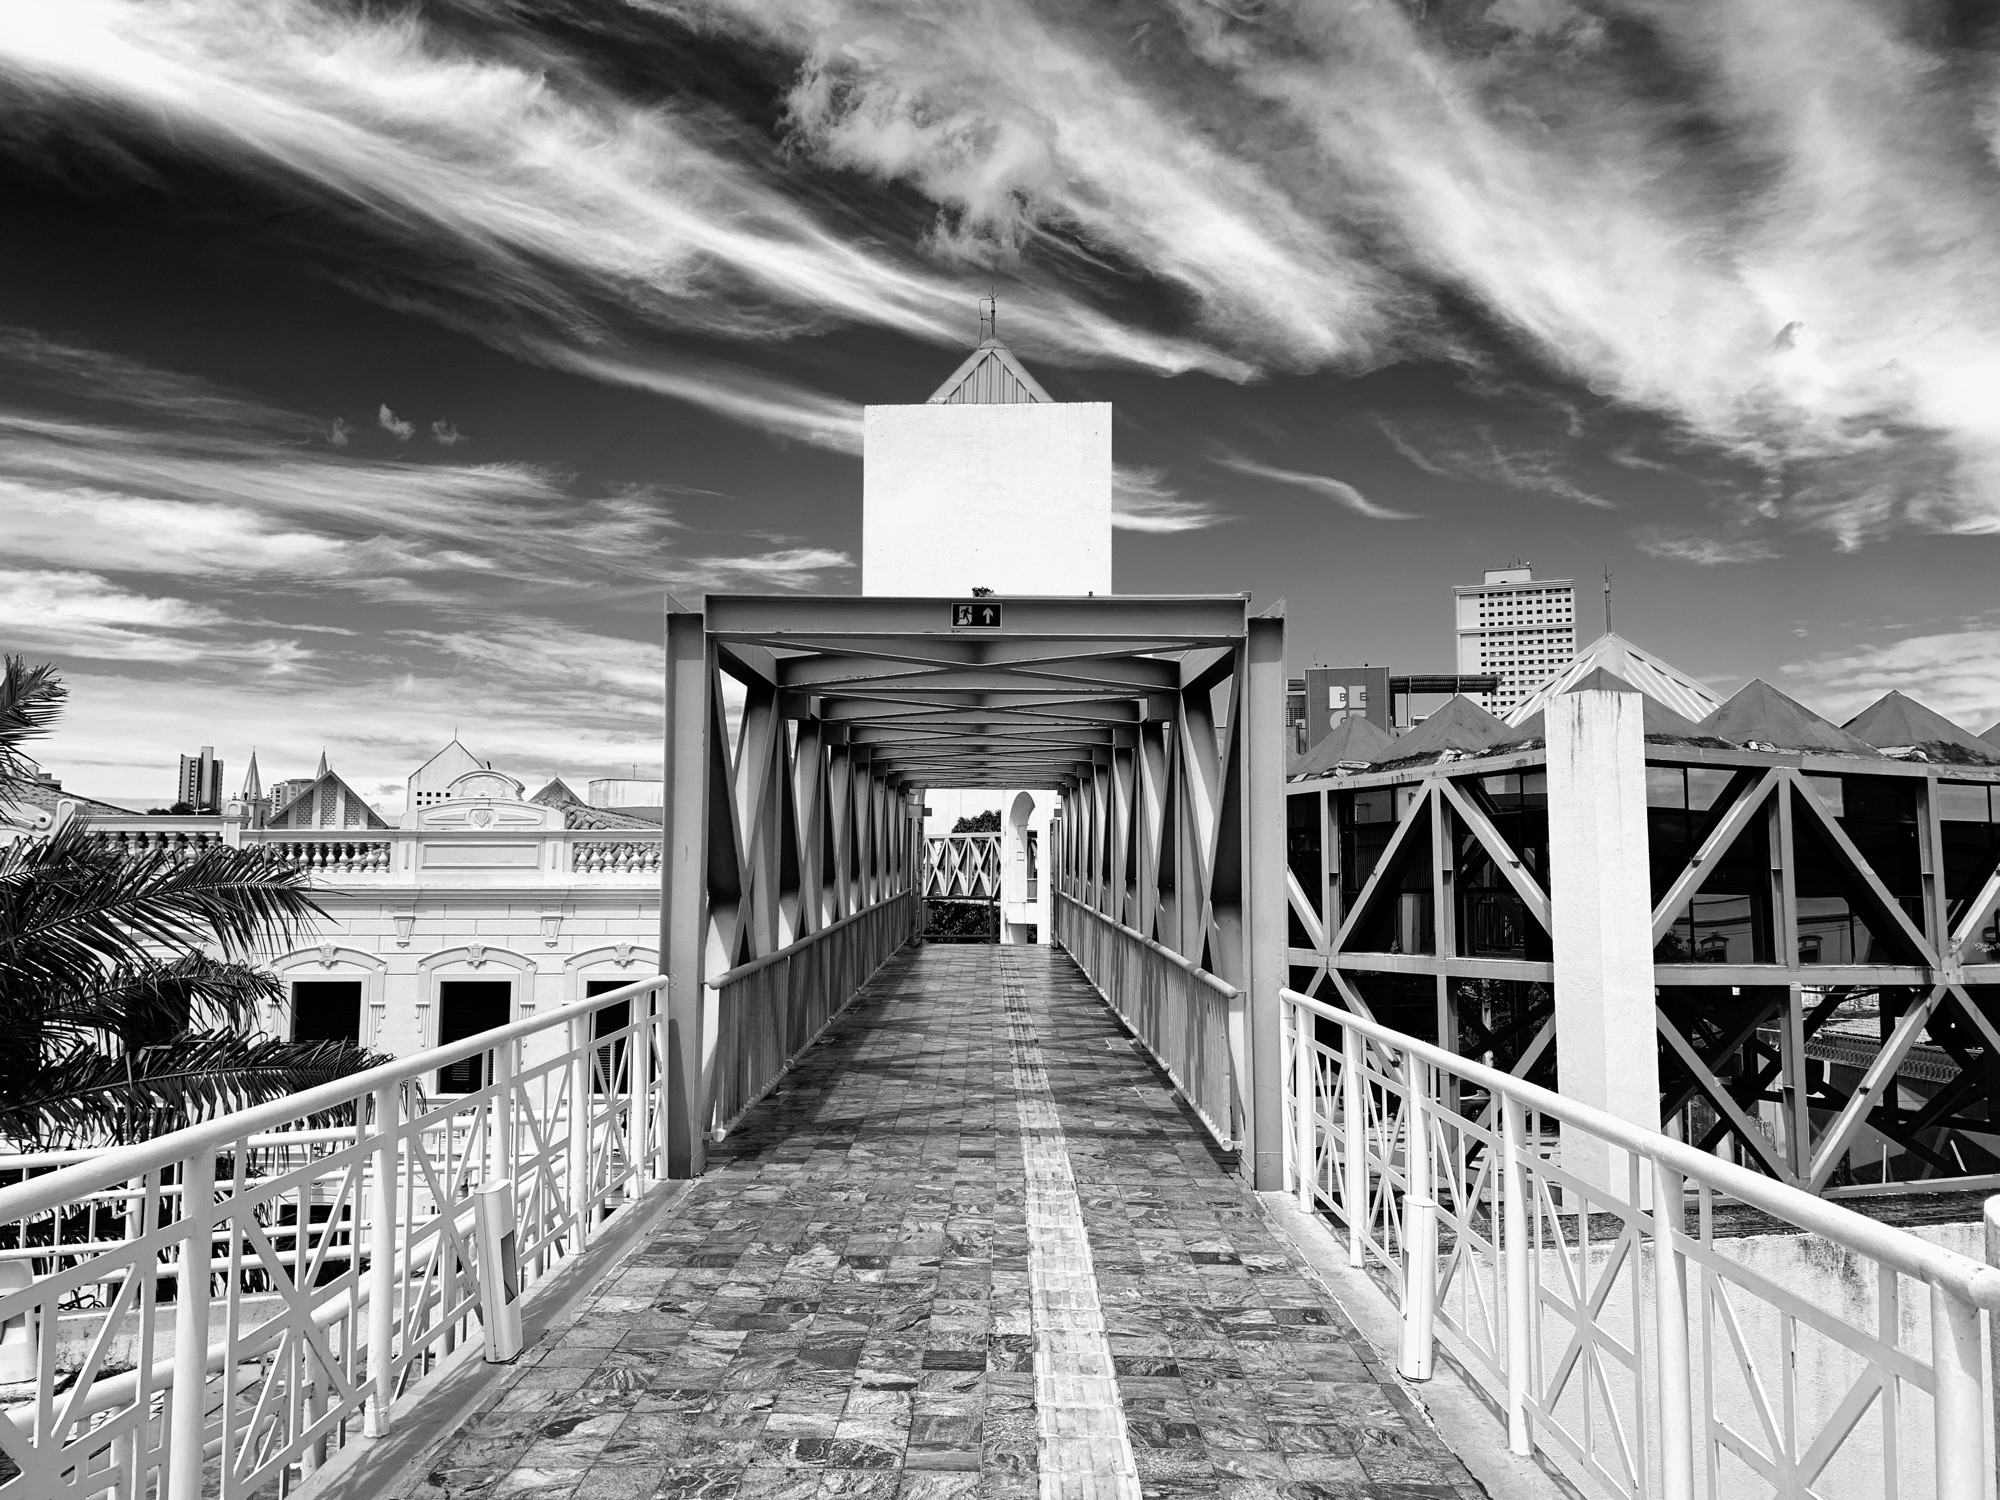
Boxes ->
[403,945,1481,1500]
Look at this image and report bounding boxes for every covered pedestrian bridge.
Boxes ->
[5,595,2000,1500]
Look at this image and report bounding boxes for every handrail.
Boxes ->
[0,972,668,1224]
[1288,987,2000,1312]
[704,891,910,989]
[1056,890,1238,999]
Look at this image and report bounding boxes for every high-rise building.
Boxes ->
[176,746,224,813]
[1453,564,1577,717]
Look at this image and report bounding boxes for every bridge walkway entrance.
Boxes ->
[405,944,1479,1500]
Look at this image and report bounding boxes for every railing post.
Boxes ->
[364,1082,399,1438]
[1501,1094,1532,1457]
[165,1148,215,1500]
[1291,1001,1314,1211]
[1341,1024,1367,1270]
[568,1011,593,1241]
[1931,1280,1984,1500]
[1651,1157,1694,1500]
[487,1041,515,1191]
[652,982,672,1183]
[1398,1055,1437,1382]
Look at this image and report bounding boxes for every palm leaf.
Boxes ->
[4,1032,389,1148]
[35,954,283,1051]
[0,656,67,808]
[0,818,325,1002]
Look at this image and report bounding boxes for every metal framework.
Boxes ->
[924,833,1001,900]
[1280,987,2000,1500]
[664,593,1289,1183]
[1285,742,2000,1194]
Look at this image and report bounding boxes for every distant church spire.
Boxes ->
[241,749,262,801]
[316,749,329,779]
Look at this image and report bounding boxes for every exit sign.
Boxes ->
[951,601,1002,629]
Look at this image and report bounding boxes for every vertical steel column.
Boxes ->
[1342,1026,1367,1269]
[1651,1157,1694,1500]
[1930,1281,1985,1500]
[1501,1094,1531,1456]
[364,1082,398,1439]
[662,609,710,1178]
[1244,614,1288,1189]
[568,1011,593,1235]
[164,1149,216,1500]
[1292,1001,1315,1210]
[1398,1055,1437,1381]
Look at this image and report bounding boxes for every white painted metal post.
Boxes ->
[568,1011,593,1240]
[1399,1055,1437,1382]
[1501,1093,1531,1457]
[1292,1002,1315,1211]
[1342,1025,1367,1269]
[1547,684,1661,1196]
[487,1041,515,1191]
[1987,1195,1999,1499]
[164,1148,216,1500]
[1651,1157,1695,1500]
[1930,1280,1984,1500]
[652,984,672,1182]
[364,1082,398,1439]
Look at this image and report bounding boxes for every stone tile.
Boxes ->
[398,948,1479,1500]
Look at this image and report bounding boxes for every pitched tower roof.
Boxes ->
[1843,691,2000,765]
[1699,680,1876,755]
[927,339,1053,406]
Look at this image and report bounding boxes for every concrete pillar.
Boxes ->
[1547,685,1660,1195]
[661,609,710,1178]
[1244,615,1289,1190]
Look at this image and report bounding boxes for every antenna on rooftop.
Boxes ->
[978,290,998,344]
[1603,565,1614,636]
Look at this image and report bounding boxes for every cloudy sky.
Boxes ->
[4,0,1999,811]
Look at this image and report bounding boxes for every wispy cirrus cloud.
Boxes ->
[1373,416,1611,509]
[1211,452,1415,522]
[1631,528,1779,566]
[1112,465,1229,534]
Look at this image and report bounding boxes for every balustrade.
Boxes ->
[0,976,671,1500]
[1281,987,2000,1500]
[569,837,661,875]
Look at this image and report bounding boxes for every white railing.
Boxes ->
[1054,892,1239,1150]
[1281,988,2000,1500]
[923,833,1000,900]
[0,975,671,1500]
[705,891,917,1138]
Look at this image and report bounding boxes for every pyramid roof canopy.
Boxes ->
[1505,668,1719,747]
[927,340,1053,406]
[1375,696,1516,767]
[1506,631,1721,728]
[1291,716,1399,778]
[1699,680,1875,755]
[1842,691,2000,765]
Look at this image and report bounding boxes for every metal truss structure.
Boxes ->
[1285,741,2000,1194]
[924,832,1001,900]
[665,593,1291,1185]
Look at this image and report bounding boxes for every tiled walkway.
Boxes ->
[405,945,1481,1500]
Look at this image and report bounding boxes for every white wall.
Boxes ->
[862,402,1112,596]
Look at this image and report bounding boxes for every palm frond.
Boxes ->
[0,656,67,807]
[35,954,283,1050]
[2,1031,388,1148]
[0,819,325,1003]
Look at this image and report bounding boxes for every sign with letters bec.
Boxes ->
[951,601,1002,629]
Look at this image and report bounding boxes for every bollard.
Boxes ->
[474,1180,524,1362]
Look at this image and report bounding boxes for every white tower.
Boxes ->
[864,311,1101,943]
[862,305,1111,597]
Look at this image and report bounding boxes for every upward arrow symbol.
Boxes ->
[981,608,995,625]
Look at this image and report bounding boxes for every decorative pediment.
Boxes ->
[402,798,562,831]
